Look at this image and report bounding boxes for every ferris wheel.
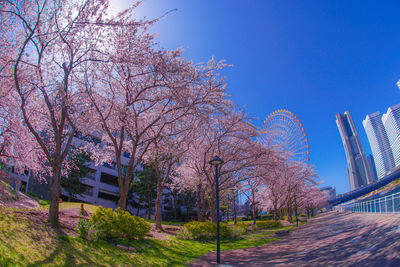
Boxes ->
[259,109,310,163]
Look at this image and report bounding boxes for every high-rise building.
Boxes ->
[382,103,400,167]
[367,154,378,181]
[363,111,395,179]
[336,111,374,190]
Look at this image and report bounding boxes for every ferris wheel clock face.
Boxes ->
[260,109,310,163]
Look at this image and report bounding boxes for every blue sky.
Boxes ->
[113,0,400,194]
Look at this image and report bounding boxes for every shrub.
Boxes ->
[76,218,90,239]
[299,213,307,217]
[184,220,215,240]
[283,215,299,222]
[255,220,282,229]
[219,223,232,238]
[89,207,150,241]
[184,220,233,240]
[38,199,50,206]
[231,222,249,237]
[176,228,193,240]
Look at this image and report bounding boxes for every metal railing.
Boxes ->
[335,192,400,214]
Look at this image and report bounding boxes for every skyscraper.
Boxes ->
[367,154,378,181]
[382,103,400,167]
[336,111,373,190]
[363,111,395,179]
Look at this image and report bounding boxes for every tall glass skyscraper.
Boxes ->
[382,103,400,167]
[363,111,395,179]
[367,154,378,181]
[336,111,373,190]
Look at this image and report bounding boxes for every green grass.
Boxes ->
[58,202,99,212]
[38,202,99,212]
[227,219,254,224]
[0,180,17,201]
[0,206,293,266]
[143,218,185,226]
[226,217,274,224]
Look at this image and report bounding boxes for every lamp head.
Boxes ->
[209,156,224,166]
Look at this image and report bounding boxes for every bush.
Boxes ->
[231,222,249,237]
[89,207,150,241]
[255,220,282,229]
[38,199,50,206]
[283,215,299,222]
[299,213,307,217]
[184,220,233,240]
[219,223,232,238]
[184,220,215,240]
[176,228,193,240]
[76,218,90,239]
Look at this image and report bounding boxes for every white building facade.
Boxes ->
[382,103,400,167]
[363,111,395,179]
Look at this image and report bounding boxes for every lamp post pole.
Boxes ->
[209,156,224,265]
[215,164,220,264]
[294,194,298,227]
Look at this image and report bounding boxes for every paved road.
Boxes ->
[190,211,400,266]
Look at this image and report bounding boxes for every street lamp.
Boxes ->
[209,155,224,265]
[294,194,298,227]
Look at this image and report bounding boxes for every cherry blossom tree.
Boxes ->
[0,0,143,228]
[175,107,273,222]
[256,154,319,222]
[301,186,328,217]
[80,10,228,211]
[141,107,203,230]
[242,176,261,224]
[0,8,42,173]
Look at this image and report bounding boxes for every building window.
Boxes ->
[86,169,97,180]
[98,191,119,202]
[103,162,116,170]
[100,172,119,187]
[82,184,94,196]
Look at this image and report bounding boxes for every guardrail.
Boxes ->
[330,168,400,206]
[335,192,400,214]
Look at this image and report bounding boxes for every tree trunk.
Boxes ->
[196,184,203,221]
[233,196,237,225]
[49,168,61,228]
[148,190,152,220]
[118,191,127,210]
[209,196,216,223]
[155,179,163,231]
[273,203,279,221]
[201,190,207,221]
[252,189,256,225]
[252,204,256,225]
[173,193,177,221]
[287,205,292,223]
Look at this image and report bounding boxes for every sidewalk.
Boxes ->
[190,211,400,266]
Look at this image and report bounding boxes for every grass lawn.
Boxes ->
[38,202,99,212]
[143,218,185,226]
[0,206,294,266]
